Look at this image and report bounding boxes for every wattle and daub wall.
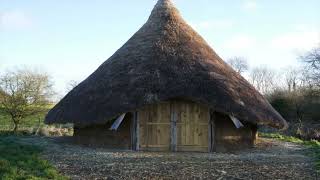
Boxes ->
[73,113,132,149]
[73,101,257,152]
[214,112,257,152]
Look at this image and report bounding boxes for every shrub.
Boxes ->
[267,88,320,140]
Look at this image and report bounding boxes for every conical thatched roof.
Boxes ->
[45,0,288,129]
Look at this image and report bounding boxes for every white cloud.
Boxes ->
[243,0,258,11]
[191,20,234,30]
[0,10,32,29]
[224,35,256,50]
[270,30,320,50]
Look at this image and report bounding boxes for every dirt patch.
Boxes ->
[18,137,318,180]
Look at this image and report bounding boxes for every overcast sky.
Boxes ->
[1,0,319,96]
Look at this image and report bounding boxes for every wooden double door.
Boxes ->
[137,101,210,152]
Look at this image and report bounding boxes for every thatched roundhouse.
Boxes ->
[45,0,287,152]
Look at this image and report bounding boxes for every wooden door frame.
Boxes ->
[170,101,178,152]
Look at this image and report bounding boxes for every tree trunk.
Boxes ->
[13,122,19,133]
[12,117,20,133]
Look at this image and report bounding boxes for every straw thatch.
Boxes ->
[45,0,288,129]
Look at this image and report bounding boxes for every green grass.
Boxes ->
[0,114,42,129]
[0,110,48,131]
[260,132,320,171]
[259,132,304,143]
[0,136,68,180]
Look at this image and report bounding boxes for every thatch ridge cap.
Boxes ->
[149,0,180,20]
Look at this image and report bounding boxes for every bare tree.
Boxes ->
[0,67,55,132]
[301,46,320,87]
[283,66,302,92]
[227,57,249,74]
[66,80,79,92]
[249,66,277,94]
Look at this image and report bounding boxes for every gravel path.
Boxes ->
[19,137,318,180]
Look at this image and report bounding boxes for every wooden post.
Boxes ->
[208,113,212,152]
[170,102,177,152]
[209,112,215,152]
[131,111,139,151]
[252,125,258,146]
[130,114,133,150]
[131,112,135,150]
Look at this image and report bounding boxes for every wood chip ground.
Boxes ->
[18,137,318,180]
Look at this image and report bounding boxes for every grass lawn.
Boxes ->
[0,135,68,180]
[0,106,52,131]
[260,132,320,171]
[0,113,44,129]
